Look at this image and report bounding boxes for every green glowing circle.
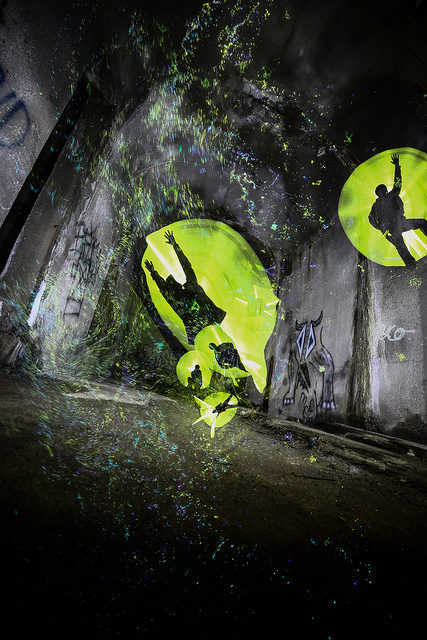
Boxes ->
[142,220,278,392]
[176,350,212,388]
[194,392,238,436]
[338,148,427,266]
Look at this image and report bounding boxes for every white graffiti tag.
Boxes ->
[379,325,415,341]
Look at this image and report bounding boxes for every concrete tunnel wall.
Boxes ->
[0,0,426,445]
[2,109,426,441]
[264,221,427,439]
[266,222,358,425]
[0,0,103,225]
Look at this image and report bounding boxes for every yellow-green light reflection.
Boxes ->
[338,148,427,266]
[142,220,278,392]
[194,392,239,438]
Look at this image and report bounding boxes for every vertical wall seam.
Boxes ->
[346,252,375,429]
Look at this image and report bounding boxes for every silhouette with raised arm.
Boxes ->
[145,230,226,344]
[368,153,427,266]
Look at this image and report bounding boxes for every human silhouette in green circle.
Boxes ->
[368,153,427,266]
[212,393,236,415]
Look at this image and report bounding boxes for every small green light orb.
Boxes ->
[176,350,212,388]
[194,392,239,437]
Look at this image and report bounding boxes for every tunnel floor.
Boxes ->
[1,372,426,638]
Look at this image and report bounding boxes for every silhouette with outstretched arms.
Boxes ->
[368,153,427,266]
[144,230,226,344]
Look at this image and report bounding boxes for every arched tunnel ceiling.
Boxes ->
[1,0,427,264]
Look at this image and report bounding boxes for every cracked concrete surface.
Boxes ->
[1,372,427,638]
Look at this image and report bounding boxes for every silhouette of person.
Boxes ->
[145,230,226,344]
[368,153,427,266]
[209,342,246,370]
[212,394,236,415]
[187,363,203,390]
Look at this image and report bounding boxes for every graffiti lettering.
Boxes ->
[0,62,30,148]
[378,325,415,342]
[64,221,100,316]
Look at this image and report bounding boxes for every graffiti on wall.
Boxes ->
[378,325,415,342]
[142,219,279,437]
[64,221,100,317]
[0,4,30,149]
[283,310,335,420]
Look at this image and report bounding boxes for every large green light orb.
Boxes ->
[338,148,427,266]
[142,220,279,392]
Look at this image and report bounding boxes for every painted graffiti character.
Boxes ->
[144,230,226,344]
[368,154,427,266]
[283,310,335,419]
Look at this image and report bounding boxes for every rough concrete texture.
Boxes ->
[1,372,426,637]
[370,261,426,435]
[0,1,91,223]
[1,0,425,439]
[1,1,427,634]
[271,222,427,436]
[269,222,359,423]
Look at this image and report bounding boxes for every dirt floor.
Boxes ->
[1,372,426,638]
